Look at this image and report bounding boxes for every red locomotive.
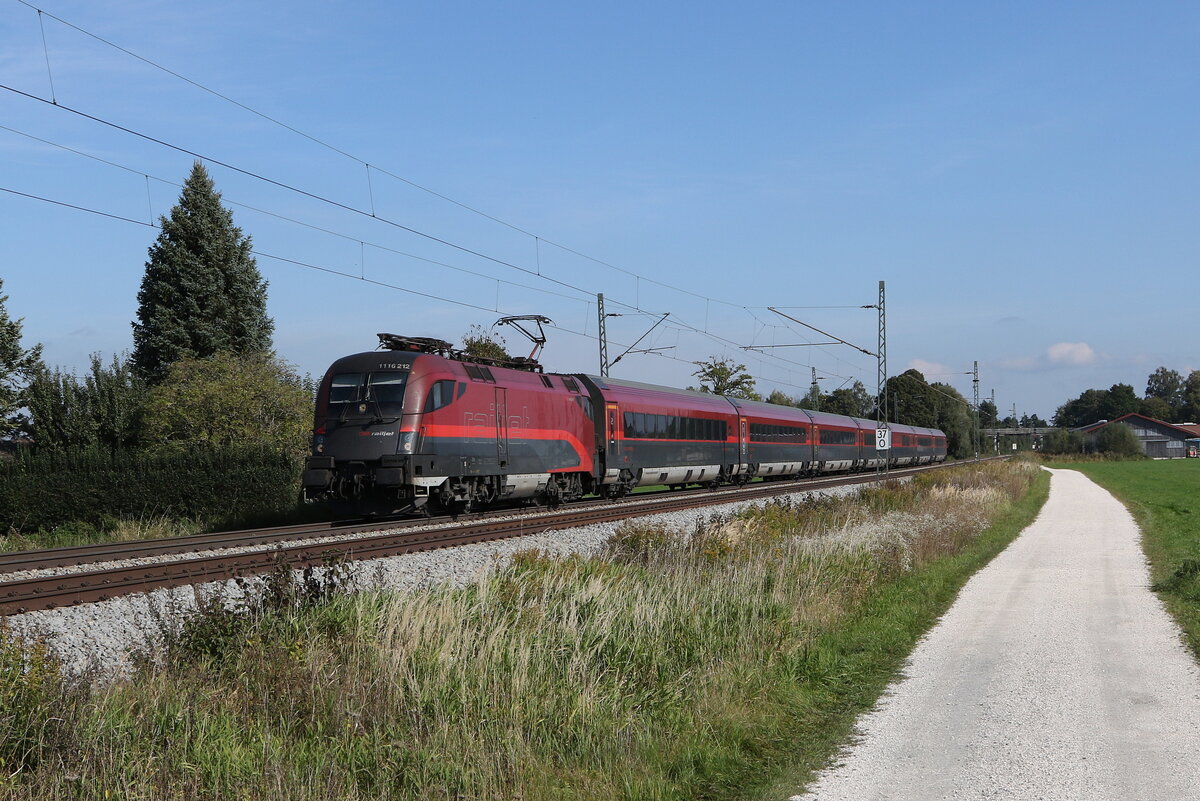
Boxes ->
[301,334,947,515]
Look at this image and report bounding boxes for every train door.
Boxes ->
[738,417,748,467]
[606,403,621,460]
[495,387,508,468]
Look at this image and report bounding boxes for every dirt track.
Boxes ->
[796,467,1200,801]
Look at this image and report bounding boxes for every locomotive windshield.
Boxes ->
[327,371,409,417]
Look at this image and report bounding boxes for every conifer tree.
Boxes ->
[132,161,273,382]
[0,278,44,438]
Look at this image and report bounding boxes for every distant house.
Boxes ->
[1076,413,1199,459]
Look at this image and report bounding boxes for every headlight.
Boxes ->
[399,432,415,453]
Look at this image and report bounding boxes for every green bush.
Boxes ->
[1041,428,1084,455]
[0,446,301,533]
[1090,422,1144,458]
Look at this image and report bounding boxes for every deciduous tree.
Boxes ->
[765,389,797,407]
[823,381,874,418]
[1145,367,1184,419]
[141,352,312,456]
[1182,371,1200,423]
[460,325,509,360]
[26,353,143,450]
[132,162,273,383]
[690,357,759,400]
[0,278,44,438]
[978,399,999,428]
[1053,388,1108,428]
[1099,383,1140,422]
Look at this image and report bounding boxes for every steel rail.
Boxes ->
[0,462,940,573]
[0,459,1003,616]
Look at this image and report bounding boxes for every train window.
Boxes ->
[423,380,456,413]
[540,375,553,388]
[574,395,594,420]
[329,373,362,407]
[562,377,581,393]
[457,382,467,398]
[366,372,409,415]
[624,412,635,437]
[635,413,647,438]
[820,429,855,445]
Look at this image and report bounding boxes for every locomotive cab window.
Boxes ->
[329,373,363,408]
[328,371,408,417]
[424,380,457,413]
[366,372,409,415]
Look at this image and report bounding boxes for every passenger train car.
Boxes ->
[302,335,947,515]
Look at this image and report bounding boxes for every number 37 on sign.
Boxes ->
[875,427,891,451]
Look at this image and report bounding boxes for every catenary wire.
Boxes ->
[0,124,593,307]
[0,184,824,393]
[15,0,864,316]
[0,121,855,384]
[1,81,876,381]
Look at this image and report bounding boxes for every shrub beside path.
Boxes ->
[795,467,1200,800]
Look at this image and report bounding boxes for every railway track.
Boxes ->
[0,459,1002,616]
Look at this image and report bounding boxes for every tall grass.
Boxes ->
[0,514,204,553]
[0,460,1044,800]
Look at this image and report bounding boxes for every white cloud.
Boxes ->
[1046,342,1097,366]
[907,358,953,377]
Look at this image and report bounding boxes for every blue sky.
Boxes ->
[2,0,1197,420]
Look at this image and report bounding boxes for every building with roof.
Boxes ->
[1076,413,1200,459]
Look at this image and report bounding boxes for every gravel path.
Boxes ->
[795,467,1200,801]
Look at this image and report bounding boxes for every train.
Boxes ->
[301,334,948,515]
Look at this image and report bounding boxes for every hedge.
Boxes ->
[0,447,302,533]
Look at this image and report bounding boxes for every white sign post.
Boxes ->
[876,427,891,451]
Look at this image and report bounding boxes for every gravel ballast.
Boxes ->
[3,483,862,679]
[795,468,1200,801]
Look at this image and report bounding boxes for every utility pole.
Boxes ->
[991,389,998,454]
[597,292,671,377]
[597,293,609,378]
[877,280,888,474]
[973,360,980,459]
[811,366,821,411]
[1011,402,1019,453]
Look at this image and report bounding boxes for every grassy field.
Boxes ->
[1057,459,1200,656]
[0,461,1047,801]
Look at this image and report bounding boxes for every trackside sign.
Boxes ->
[876,427,891,451]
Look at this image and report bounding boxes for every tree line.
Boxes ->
[1,162,309,458]
[689,358,978,458]
[1052,368,1200,429]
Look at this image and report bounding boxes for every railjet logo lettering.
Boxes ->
[358,431,396,437]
